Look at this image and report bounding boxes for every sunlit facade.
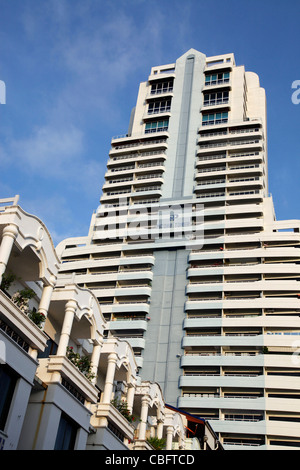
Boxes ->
[0,196,220,450]
[57,49,300,450]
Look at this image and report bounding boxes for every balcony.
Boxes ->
[108,317,148,330]
[0,289,48,353]
[144,106,171,120]
[146,87,174,99]
[179,373,265,389]
[36,355,99,404]
[91,402,135,442]
[109,136,168,154]
[181,352,264,368]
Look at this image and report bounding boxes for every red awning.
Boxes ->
[165,404,205,425]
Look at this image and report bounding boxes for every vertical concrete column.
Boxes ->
[126,383,135,413]
[166,425,174,450]
[56,300,77,356]
[157,420,164,439]
[178,432,184,450]
[38,278,56,320]
[0,224,19,283]
[102,352,118,404]
[90,340,103,385]
[150,423,156,438]
[138,395,150,441]
[3,377,32,450]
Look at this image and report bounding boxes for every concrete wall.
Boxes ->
[140,248,189,405]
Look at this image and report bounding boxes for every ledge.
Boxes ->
[94,403,135,440]
[36,356,99,403]
[0,290,48,352]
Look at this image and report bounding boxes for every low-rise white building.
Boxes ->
[0,196,220,451]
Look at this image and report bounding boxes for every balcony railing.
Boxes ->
[37,355,99,404]
[149,87,173,95]
[93,402,135,440]
[203,98,229,107]
[147,106,171,115]
[0,289,47,352]
[204,78,230,87]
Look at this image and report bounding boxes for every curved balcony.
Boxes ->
[0,289,48,352]
[36,355,99,404]
[91,402,135,442]
[108,318,148,332]
[111,302,150,315]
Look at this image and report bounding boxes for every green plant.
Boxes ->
[11,288,36,313]
[28,309,45,328]
[0,272,17,291]
[147,436,166,450]
[111,398,135,423]
[66,346,95,381]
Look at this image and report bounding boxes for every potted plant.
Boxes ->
[11,288,36,313]
[0,272,17,294]
[111,398,136,423]
[28,308,46,328]
[66,346,95,381]
[147,436,166,450]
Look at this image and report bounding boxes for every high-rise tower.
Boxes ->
[57,49,300,449]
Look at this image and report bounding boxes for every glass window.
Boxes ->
[205,72,230,86]
[38,337,58,359]
[203,91,229,106]
[148,99,171,114]
[54,413,78,450]
[202,111,228,125]
[145,119,169,133]
[0,365,17,431]
[150,80,174,95]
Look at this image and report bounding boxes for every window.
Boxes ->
[205,72,230,86]
[148,99,171,115]
[54,413,78,450]
[0,365,17,431]
[203,91,229,106]
[38,336,58,358]
[145,119,169,134]
[150,80,173,95]
[202,112,228,126]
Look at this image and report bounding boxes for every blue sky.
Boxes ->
[0,0,299,245]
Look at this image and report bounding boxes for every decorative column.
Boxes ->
[102,352,118,404]
[0,224,19,283]
[166,425,174,450]
[90,340,103,385]
[157,420,164,439]
[38,276,56,319]
[138,395,150,441]
[56,299,77,356]
[126,382,136,413]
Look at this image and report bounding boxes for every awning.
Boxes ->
[165,404,205,425]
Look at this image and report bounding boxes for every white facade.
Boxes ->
[0,196,220,451]
[56,49,300,450]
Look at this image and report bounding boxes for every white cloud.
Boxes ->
[22,193,79,245]
[2,122,104,204]
[2,0,192,243]
[10,124,84,175]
